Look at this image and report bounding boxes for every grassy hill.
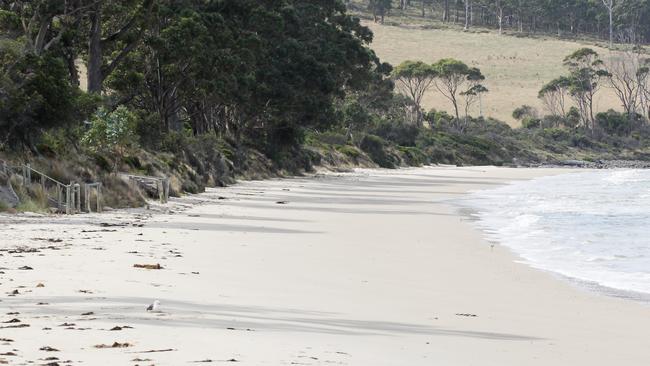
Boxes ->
[360,12,622,126]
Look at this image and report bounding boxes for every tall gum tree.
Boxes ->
[392,60,437,126]
[86,0,155,94]
[432,58,478,129]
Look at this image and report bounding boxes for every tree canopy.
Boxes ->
[0,0,390,155]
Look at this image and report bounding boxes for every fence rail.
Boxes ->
[121,173,170,203]
[1,160,102,214]
[2,161,170,214]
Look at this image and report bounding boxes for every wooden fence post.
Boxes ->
[97,183,102,213]
[75,183,81,213]
[65,185,69,214]
[163,178,170,203]
[84,184,90,212]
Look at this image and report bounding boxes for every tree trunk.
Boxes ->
[87,5,103,94]
[443,0,449,22]
[66,55,80,87]
[608,6,613,47]
[498,7,503,35]
[34,19,50,55]
[464,0,469,30]
[452,97,460,125]
[470,2,473,26]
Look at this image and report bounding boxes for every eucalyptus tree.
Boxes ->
[604,48,648,117]
[432,58,486,130]
[538,76,571,117]
[564,48,610,130]
[462,67,488,119]
[0,0,96,149]
[392,61,437,126]
[86,0,155,94]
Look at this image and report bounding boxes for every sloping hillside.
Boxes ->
[365,21,622,125]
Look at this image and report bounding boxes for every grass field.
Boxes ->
[363,21,622,125]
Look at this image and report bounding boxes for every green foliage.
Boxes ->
[596,110,639,136]
[540,128,571,141]
[342,97,373,133]
[336,145,362,159]
[433,58,471,76]
[312,131,349,146]
[360,134,397,168]
[370,121,420,146]
[393,61,437,79]
[566,106,582,128]
[0,52,89,148]
[424,109,454,128]
[12,179,48,213]
[398,146,428,166]
[522,117,542,129]
[512,105,537,121]
[431,58,487,127]
[92,153,112,172]
[82,106,138,165]
[539,76,571,98]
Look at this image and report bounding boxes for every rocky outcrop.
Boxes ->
[551,160,650,169]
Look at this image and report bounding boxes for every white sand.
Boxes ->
[1,166,649,365]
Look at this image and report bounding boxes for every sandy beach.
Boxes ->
[2,166,649,365]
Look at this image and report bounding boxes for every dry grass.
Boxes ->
[365,21,623,125]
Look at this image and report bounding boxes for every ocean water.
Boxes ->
[464,169,650,299]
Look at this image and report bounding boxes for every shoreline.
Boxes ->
[456,169,650,305]
[2,166,650,365]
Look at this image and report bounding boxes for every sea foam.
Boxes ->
[464,169,650,298]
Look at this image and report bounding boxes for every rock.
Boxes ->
[559,159,590,167]
[0,172,19,209]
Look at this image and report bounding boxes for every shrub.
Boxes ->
[565,107,581,128]
[371,121,420,146]
[11,177,48,213]
[313,131,348,146]
[521,117,541,129]
[92,153,112,172]
[540,128,571,141]
[424,109,454,129]
[512,105,537,121]
[82,106,138,170]
[542,115,564,128]
[360,134,396,168]
[596,110,638,136]
[336,145,362,159]
[0,53,96,148]
[399,146,428,166]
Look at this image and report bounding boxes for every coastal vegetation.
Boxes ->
[2,0,650,212]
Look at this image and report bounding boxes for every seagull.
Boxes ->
[146,300,161,312]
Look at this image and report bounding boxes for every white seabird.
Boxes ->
[146,300,161,312]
